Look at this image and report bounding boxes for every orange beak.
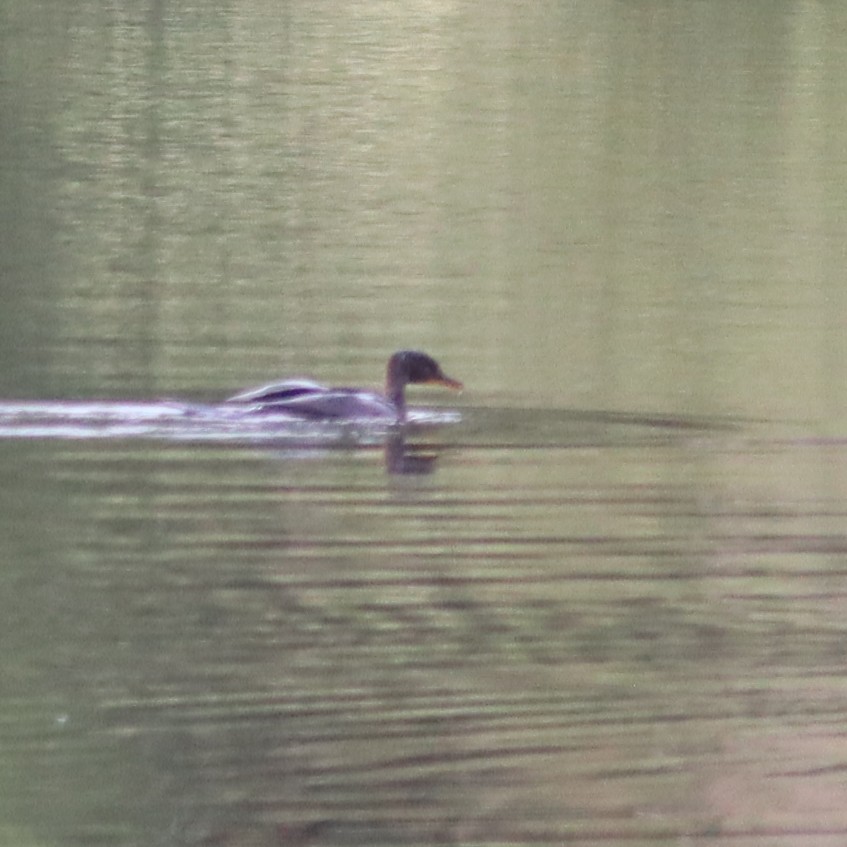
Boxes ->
[428,375,463,391]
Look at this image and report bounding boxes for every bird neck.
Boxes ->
[386,381,406,423]
[385,356,407,423]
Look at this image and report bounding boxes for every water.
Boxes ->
[3,1,847,845]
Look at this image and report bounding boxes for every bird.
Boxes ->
[226,350,462,423]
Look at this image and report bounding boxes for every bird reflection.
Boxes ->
[384,431,440,475]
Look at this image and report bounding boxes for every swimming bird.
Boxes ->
[226,350,462,423]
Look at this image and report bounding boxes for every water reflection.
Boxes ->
[7,422,847,846]
[384,431,440,475]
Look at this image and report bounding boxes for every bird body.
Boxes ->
[227,351,461,423]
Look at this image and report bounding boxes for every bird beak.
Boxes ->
[431,375,463,391]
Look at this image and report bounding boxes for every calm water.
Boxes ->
[3,1,847,845]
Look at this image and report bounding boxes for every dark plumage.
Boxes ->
[227,350,462,423]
